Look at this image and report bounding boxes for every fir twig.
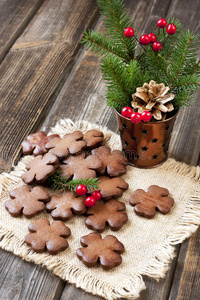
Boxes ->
[47,169,100,192]
[81,30,130,62]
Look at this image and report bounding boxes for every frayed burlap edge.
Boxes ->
[0,119,200,300]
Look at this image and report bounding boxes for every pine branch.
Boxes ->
[47,169,99,192]
[103,58,149,111]
[81,30,130,61]
[100,55,130,97]
[96,0,136,59]
[168,30,200,85]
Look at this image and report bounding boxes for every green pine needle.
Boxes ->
[47,169,100,192]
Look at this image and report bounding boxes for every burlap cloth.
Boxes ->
[0,119,200,300]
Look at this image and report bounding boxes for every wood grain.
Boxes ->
[166,0,200,164]
[0,0,99,173]
[0,249,65,300]
[169,228,200,300]
[0,0,45,63]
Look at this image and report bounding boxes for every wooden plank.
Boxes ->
[169,228,200,300]
[61,285,104,300]
[167,0,200,164]
[0,0,99,173]
[0,249,65,300]
[0,0,45,63]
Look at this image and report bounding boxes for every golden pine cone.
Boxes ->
[131,80,174,120]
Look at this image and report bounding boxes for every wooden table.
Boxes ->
[0,0,200,299]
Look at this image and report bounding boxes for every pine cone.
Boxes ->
[131,80,174,120]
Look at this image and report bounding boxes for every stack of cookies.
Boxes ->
[4,129,130,270]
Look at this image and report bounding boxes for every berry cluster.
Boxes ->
[76,184,102,207]
[124,18,177,52]
[121,107,152,123]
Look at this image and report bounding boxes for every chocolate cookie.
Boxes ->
[46,190,86,221]
[21,131,59,156]
[129,185,174,218]
[25,218,71,254]
[91,146,128,177]
[60,152,102,180]
[85,199,128,232]
[83,129,104,148]
[98,176,129,199]
[21,152,59,184]
[77,232,125,270]
[5,185,50,218]
[45,131,86,158]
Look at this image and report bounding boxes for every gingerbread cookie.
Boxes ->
[45,131,86,158]
[46,190,86,221]
[85,199,128,232]
[5,185,50,218]
[91,146,128,177]
[60,152,102,180]
[77,232,125,270]
[21,152,59,184]
[83,129,104,148]
[129,185,174,218]
[98,176,129,199]
[21,131,59,156]
[25,219,71,254]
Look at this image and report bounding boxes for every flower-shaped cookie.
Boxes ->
[91,146,128,176]
[83,129,104,148]
[85,199,128,232]
[21,152,59,184]
[25,219,71,254]
[45,131,86,158]
[5,185,50,218]
[77,232,125,270]
[97,176,129,199]
[46,191,86,221]
[21,131,59,156]
[129,185,174,218]
[60,152,102,180]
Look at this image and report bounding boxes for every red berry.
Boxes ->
[131,112,141,124]
[85,196,96,207]
[76,184,87,196]
[148,32,157,43]
[124,27,134,38]
[166,24,177,35]
[121,106,132,118]
[141,111,152,122]
[152,42,162,52]
[91,191,102,201]
[157,18,167,28]
[139,34,150,45]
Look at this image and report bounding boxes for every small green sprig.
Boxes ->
[47,169,100,192]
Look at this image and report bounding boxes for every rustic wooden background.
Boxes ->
[0,0,200,299]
